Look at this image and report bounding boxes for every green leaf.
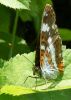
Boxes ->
[0,0,30,10]
[0,88,71,100]
[20,0,52,32]
[59,28,71,40]
[0,59,5,68]
[0,32,30,59]
[0,46,71,89]
[18,0,31,9]
[0,85,35,96]
[0,79,71,96]
[0,52,36,87]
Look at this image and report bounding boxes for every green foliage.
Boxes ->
[0,59,5,68]
[0,5,11,33]
[20,0,52,21]
[20,0,52,33]
[0,0,31,58]
[0,84,71,100]
[0,0,71,98]
[59,28,71,40]
[18,0,31,9]
[0,0,70,41]
[1,79,71,96]
[0,32,30,59]
[0,46,71,98]
[0,0,30,10]
[0,89,71,100]
[0,46,71,88]
[0,85,35,96]
[63,48,71,66]
[0,52,35,87]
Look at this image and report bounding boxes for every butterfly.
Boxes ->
[24,4,64,86]
[33,4,64,80]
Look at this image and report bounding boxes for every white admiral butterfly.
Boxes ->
[24,4,64,86]
[34,4,64,80]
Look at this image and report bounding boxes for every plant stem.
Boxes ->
[9,10,19,58]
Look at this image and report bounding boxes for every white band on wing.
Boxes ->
[40,45,45,50]
[41,23,50,32]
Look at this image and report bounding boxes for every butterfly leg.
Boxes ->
[24,75,39,89]
[44,77,48,88]
[24,76,31,84]
[35,77,38,89]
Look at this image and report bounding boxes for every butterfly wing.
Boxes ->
[35,4,64,79]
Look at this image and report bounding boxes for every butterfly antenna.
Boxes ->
[23,55,40,89]
[23,55,35,66]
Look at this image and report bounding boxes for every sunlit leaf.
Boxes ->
[0,85,35,96]
[0,46,71,88]
[18,0,31,9]
[0,0,30,9]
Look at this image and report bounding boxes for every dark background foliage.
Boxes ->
[52,0,71,48]
[16,0,71,48]
[0,0,71,59]
[52,0,71,29]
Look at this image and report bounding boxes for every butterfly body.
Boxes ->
[34,4,64,80]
